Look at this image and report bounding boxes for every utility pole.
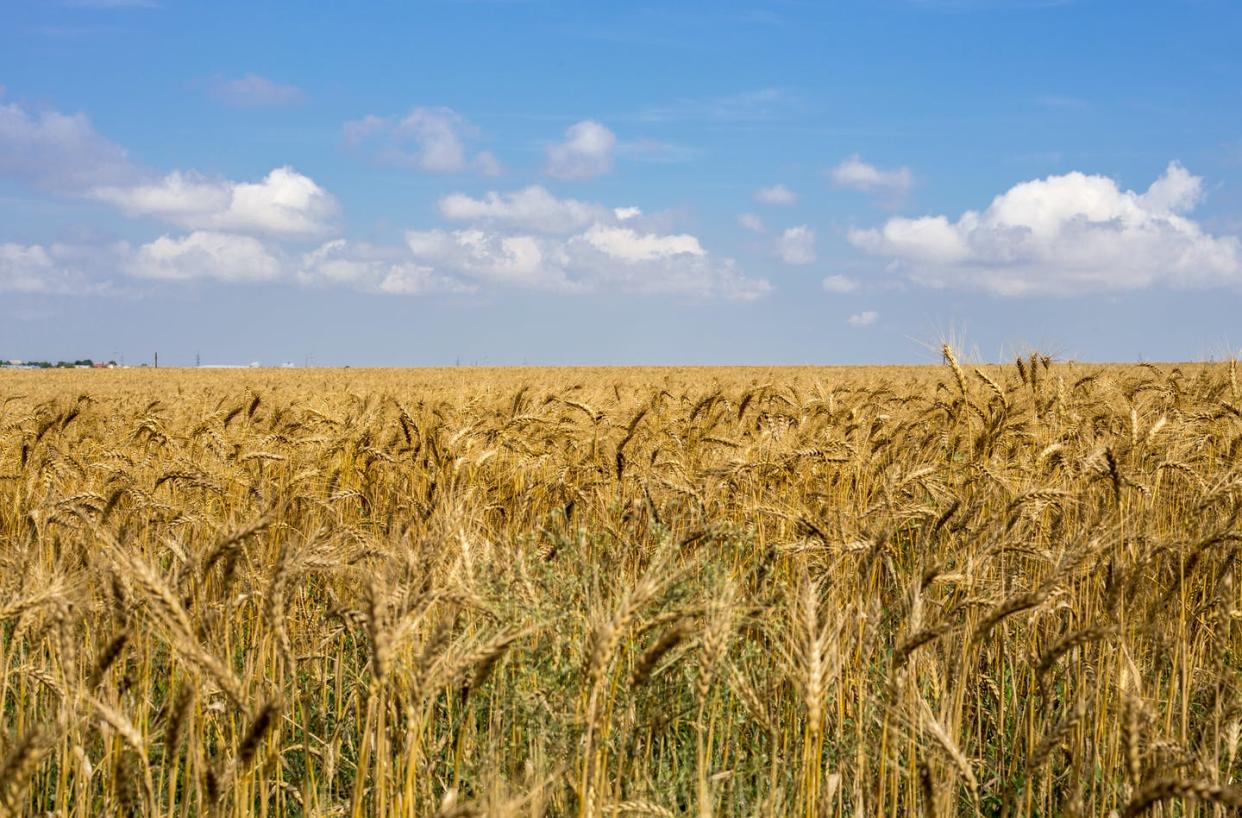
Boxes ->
[154,352,158,369]
[196,352,200,368]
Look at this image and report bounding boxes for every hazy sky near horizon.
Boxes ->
[2,0,1241,365]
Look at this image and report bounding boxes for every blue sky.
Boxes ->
[2,0,1241,365]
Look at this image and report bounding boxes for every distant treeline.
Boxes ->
[1,359,118,369]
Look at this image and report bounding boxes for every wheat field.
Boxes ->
[2,354,1242,817]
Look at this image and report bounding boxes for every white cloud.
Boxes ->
[396,108,470,172]
[849,162,1242,296]
[298,239,474,295]
[738,213,766,233]
[0,243,57,293]
[208,74,306,108]
[822,274,859,293]
[581,224,704,261]
[0,99,340,240]
[1,243,77,293]
[404,221,767,299]
[847,310,878,327]
[122,233,479,295]
[776,225,816,265]
[438,185,610,234]
[128,231,283,282]
[0,242,121,294]
[755,184,796,205]
[343,107,502,175]
[92,166,339,238]
[3,232,480,296]
[406,229,567,289]
[544,120,616,180]
[1139,160,1202,213]
[0,94,766,301]
[830,155,914,200]
[439,186,673,236]
[0,101,135,191]
[427,186,756,295]
[431,185,764,297]
[376,265,462,295]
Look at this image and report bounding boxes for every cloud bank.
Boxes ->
[0,96,758,301]
[406,186,768,299]
[438,186,611,234]
[850,162,1241,295]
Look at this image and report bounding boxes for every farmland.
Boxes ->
[2,357,1241,816]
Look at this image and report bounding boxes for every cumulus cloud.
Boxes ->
[581,224,704,261]
[126,232,469,294]
[0,98,340,242]
[391,108,471,172]
[754,184,796,205]
[438,185,611,234]
[128,231,283,282]
[438,186,680,236]
[849,162,1242,296]
[414,185,766,298]
[2,243,80,293]
[776,225,816,265]
[406,229,566,289]
[298,239,474,295]
[0,101,135,191]
[830,155,913,201]
[208,74,306,108]
[0,94,764,300]
[544,120,616,180]
[404,220,767,300]
[0,243,57,293]
[92,166,339,238]
[822,274,859,293]
[343,107,502,175]
[0,242,123,294]
[847,310,878,327]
